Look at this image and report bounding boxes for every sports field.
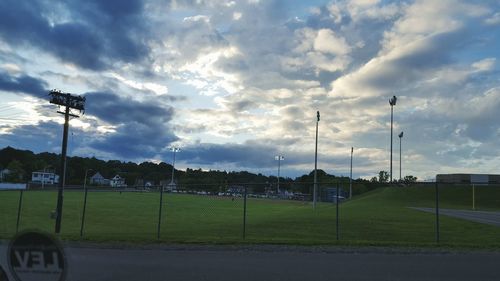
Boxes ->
[0,186,499,248]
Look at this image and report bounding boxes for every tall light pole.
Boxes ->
[275,155,284,195]
[399,131,403,182]
[313,111,320,209]
[349,147,353,199]
[389,95,397,183]
[170,147,180,188]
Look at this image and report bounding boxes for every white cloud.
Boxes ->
[183,15,211,23]
[382,0,488,55]
[349,0,380,8]
[472,58,496,72]
[178,46,243,95]
[327,4,343,24]
[233,12,242,20]
[108,73,168,95]
[1,63,21,74]
[313,29,351,55]
[485,12,500,25]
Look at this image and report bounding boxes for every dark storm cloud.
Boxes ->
[0,0,149,70]
[90,122,177,159]
[178,142,291,168]
[84,91,178,159]
[0,72,48,97]
[84,92,173,124]
[176,139,372,171]
[0,121,67,153]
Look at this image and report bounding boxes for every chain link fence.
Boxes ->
[1,181,499,247]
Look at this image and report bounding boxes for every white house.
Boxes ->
[110,175,126,187]
[31,171,59,185]
[0,169,10,181]
[90,172,109,185]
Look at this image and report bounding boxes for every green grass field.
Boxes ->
[0,186,499,248]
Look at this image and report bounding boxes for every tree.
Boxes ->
[403,175,417,184]
[378,171,389,183]
[6,160,26,182]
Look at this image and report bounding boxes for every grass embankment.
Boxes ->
[0,186,498,248]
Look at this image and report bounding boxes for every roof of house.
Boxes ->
[32,170,56,174]
[91,172,104,179]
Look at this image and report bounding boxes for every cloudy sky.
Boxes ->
[0,0,499,180]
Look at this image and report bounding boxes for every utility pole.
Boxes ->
[49,89,85,234]
[313,111,320,209]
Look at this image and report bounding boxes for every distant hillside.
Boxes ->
[0,146,371,193]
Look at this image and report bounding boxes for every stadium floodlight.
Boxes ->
[313,111,320,209]
[275,155,284,195]
[49,89,86,234]
[389,95,397,183]
[399,131,403,182]
[170,147,181,188]
[49,89,86,112]
[389,95,397,106]
[350,147,353,199]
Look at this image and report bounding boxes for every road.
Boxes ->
[1,243,500,281]
[412,207,500,226]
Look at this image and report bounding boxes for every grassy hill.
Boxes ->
[0,186,499,248]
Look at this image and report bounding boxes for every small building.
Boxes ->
[166,181,177,191]
[0,169,10,181]
[159,180,175,191]
[31,171,59,185]
[436,174,500,184]
[227,185,246,194]
[110,175,126,187]
[90,172,109,185]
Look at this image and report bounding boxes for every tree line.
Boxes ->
[0,146,412,194]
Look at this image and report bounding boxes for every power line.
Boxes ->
[0,108,21,114]
[0,104,17,111]
[0,112,26,119]
[0,117,35,122]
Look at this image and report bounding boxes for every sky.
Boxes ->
[0,0,499,180]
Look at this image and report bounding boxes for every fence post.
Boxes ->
[16,190,24,233]
[242,186,247,239]
[336,181,339,241]
[435,181,440,243]
[157,185,164,240]
[80,187,89,238]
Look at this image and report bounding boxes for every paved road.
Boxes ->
[2,243,500,281]
[412,207,500,226]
